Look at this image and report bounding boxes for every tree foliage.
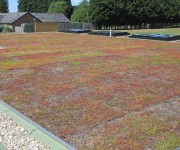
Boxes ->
[71,0,89,22]
[89,0,127,28]
[18,0,58,13]
[162,0,180,23]
[18,0,72,17]
[0,0,8,13]
[89,0,180,28]
[48,0,72,18]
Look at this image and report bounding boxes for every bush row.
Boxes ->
[0,25,13,33]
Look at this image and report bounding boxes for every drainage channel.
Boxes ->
[0,99,76,150]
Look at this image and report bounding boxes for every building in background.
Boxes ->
[0,12,70,32]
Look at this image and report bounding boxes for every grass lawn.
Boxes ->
[123,28,180,35]
[0,32,180,149]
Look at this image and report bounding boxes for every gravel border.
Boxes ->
[0,111,50,150]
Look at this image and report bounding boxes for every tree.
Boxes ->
[71,0,90,22]
[162,0,180,24]
[127,0,180,27]
[18,0,26,12]
[126,0,146,26]
[0,0,8,13]
[48,0,72,18]
[88,0,180,28]
[63,0,72,6]
[48,1,69,15]
[89,0,125,28]
[18,0,55,12]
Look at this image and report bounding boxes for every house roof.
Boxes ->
[31,13,70,23]
[0,12,26,24]
[0,14,6,22]
[0,12,70,24]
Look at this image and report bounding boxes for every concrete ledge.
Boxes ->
[31,130,69,150]
[0,100,76,150]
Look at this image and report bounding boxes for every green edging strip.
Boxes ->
[0,142,8,150]
[0,100,76,150]
[5,110,37,134]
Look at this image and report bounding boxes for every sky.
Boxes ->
[9,0,82,12]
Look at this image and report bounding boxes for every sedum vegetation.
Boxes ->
[0,32,179,149]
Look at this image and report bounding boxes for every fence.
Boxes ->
[58,22,96,31]
[100,23,180,30]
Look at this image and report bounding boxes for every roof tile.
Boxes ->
[31,13,70,23]
[0,12,70,24]
[0,12,26,23]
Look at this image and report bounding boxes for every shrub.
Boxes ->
[0,25,3,32]
[0,25,13,33]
